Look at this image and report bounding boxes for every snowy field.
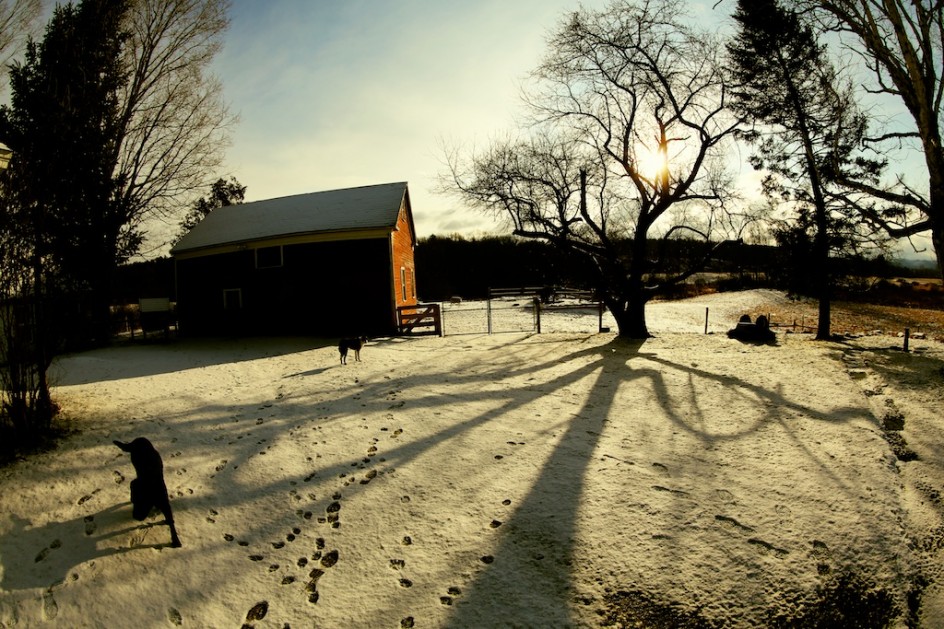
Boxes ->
[1,289,942,627]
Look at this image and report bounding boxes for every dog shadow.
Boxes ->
[0,502,171,592]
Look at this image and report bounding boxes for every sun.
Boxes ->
[634,143,669,181]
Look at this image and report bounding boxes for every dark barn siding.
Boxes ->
[176,239,395,336]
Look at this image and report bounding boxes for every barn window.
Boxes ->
[410,268,416,298]
[255,245,283,269]
[400,267,407,301]
[223,288,242,310]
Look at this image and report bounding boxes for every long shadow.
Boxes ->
[51,337,333,385]
[443,337,644,626]
[641,350,878,502]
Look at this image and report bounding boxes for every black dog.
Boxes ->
[114,438,182,547]
[339,336,367,364]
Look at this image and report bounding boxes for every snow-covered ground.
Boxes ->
[1,289,941,627]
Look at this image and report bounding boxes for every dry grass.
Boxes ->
[753,296,944,342]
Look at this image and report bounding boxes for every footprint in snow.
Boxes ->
[42,590,58,621]
[77,489,100,505]
[35,539,61,563]
[748,538,789,556]
[715,514,755,533]
[811,539,832,574]
[167,607,182,626]
[244,600,268,622]
[320,550,339,568]
[652,485,688,497]
[306,568,325,604]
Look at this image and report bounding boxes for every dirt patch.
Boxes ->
[602,572,902,629]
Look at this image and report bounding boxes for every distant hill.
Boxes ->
[896,256,940,275]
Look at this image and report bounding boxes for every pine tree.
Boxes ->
[727,0,875,340]
[0,0,131,346]
[176,176,246,243]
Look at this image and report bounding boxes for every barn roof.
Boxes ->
[171,181,411,256]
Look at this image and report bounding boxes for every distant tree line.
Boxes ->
[111,232,928,308]
[412,234,919,303]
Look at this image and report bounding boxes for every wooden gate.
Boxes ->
[397,303,442,336]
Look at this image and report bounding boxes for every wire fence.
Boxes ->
[439,299,537,335]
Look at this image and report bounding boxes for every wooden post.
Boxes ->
[487,289,492,335]
[704,307,709,335]
[904,328,910,352]
[598,300,604,333]
[534,297,541,334]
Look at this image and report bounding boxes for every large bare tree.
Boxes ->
[795,0,944,278]
[445,0,747,338]
[112,0,235,258]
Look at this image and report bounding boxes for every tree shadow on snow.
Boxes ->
[0,503,169,592]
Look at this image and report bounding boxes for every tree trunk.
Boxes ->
[812,184,832,340]
[933,213,944,283]
[609,296,651,339]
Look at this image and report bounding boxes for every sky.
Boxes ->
[212,0,724,240]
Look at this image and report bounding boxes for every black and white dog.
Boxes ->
[338,336,367,365]
[113,438,182,547]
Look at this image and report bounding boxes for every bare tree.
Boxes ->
[445,0,747,338]
[795,0,944,278]
[112,0,236,258]
[0,0,43,82]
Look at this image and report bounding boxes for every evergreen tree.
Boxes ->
[176,176,246,242]
[0,0,131,345]
[727,0,876,339]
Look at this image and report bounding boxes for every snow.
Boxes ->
[1,289,942,628]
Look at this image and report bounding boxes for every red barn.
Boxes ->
[170,182,418,336]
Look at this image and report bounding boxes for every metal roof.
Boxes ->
[171,181,410,255]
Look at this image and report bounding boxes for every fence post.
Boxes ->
[705,307,709,335]
[487,288,492,335]
[904,328,910,352]
[534,297,542,334]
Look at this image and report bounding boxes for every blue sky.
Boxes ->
[213,1,721,239]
